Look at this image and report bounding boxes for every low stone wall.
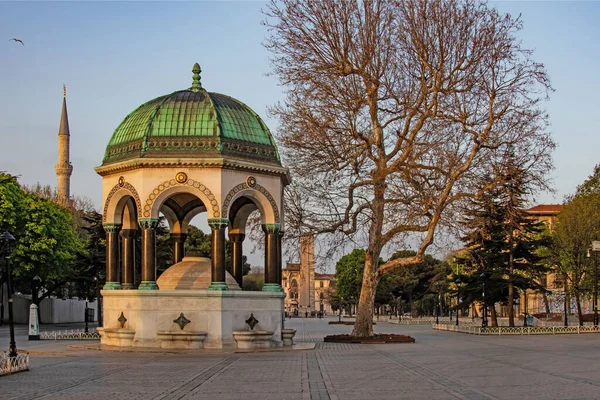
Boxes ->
[433,323,600,335]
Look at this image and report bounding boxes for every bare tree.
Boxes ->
[264,0,554,336]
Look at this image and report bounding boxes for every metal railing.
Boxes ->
[39,329,100,340]
[0,353,29,376]
[433,324,600,335]
[389,316,478,325]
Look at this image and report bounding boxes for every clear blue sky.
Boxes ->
[1,1,599,266]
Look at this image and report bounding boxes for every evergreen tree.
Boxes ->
[459,164,550,326]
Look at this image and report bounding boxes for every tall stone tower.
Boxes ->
[55,85,73,206]
[299,234,315,314]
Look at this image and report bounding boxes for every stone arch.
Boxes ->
[161,201,207,234]
[103,181,143,225]
[143,178,220,219]
[222,181,280,226]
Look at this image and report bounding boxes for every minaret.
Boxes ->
[55,85,73,207]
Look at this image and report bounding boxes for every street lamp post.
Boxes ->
[595,248,599,328]
[523,289,528,327]
[435,290,440,324]
[455,278,462,326]
[480,272,488,328]
[1,231,18,357]
[588,243,600,328]
[0,277,3,326]
[563,276,569,327]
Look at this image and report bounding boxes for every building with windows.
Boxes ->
[522,203,593,318]
[282,234,336,316]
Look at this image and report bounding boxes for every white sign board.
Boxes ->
[593,241,600,252]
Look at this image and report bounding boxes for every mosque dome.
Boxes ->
[102,63,279,166]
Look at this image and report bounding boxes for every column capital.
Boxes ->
[138,218,159,230]
[103,223,122,233]
[208,218,229,230]
[262,223,281,234]
[229,233,246,243]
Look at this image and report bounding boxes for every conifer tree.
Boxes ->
[459,163,550,326]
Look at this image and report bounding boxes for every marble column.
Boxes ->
[208,219,229,291]
[171,233,187,264]
[277,231,284,286]
[262,224,283,292]
[103,223,122,290]
[138,218,158,290]
[120,229,136,289]
[229,233,245,288]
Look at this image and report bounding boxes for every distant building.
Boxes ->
[522,203,592,317]
[282,234,336,316]
[524,204,563,232]
[521,204,563,315]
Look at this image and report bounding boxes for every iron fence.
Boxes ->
[0,353,29,376]
[39,329,100,340]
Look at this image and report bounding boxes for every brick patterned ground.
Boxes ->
[2,318,600,399]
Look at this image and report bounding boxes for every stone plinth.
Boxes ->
[101,290,285,349]
[281,328,296,346]
[232,330,274,349]
[157,331,208,349]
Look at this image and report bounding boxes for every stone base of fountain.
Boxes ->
[101,290,285,349]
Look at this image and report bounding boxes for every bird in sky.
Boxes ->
[9,38,24,46]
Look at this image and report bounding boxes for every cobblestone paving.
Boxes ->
[2,318,600,399]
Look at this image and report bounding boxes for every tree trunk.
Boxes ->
[408,293,416,317]
[352,250,379,337]
[439,297,444,318]
[543,291,550,314]
[507,282,515,326]
[490,305,498,327]
[575,291,583,326]
[352,170,385,337]
[351,262,379,337]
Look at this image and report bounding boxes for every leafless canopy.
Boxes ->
[265,0,553,271]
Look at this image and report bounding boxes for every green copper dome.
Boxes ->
[102,63,279,165]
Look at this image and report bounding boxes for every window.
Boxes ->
[320,280,323,288]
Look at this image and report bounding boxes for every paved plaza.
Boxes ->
[1,317,600,399]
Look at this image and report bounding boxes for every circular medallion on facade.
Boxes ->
[118,176,125,187]
[175,172,188,184]
[246,176,257,188]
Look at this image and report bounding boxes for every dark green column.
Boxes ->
[171,233,187,264]
[208,219,229,291]
[229,233,245,288]
[277,231,284,285]
[103,224,122,290]
[120,229,136,289]
[262,224,283,292]
[138,218,158,290]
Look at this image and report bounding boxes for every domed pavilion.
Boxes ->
[94,64,290,349]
